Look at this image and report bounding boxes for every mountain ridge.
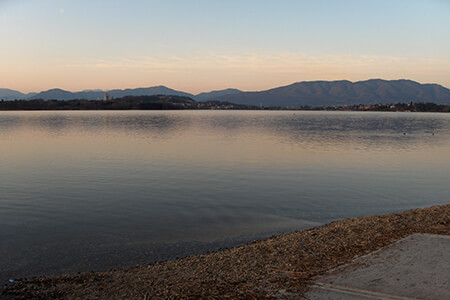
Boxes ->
[0,88,37,100]
[195,88,243,101]
[1,79,449,106]
[212,79,450,106]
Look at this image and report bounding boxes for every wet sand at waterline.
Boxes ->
[2,204,448,299]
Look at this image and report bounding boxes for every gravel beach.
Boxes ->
[2,204,449,299]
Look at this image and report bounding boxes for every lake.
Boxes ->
[0,110,449,283]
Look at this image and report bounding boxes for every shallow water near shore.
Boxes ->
[0,110,449,283]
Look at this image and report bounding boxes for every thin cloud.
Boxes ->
[65,53,418,71]
[58,52,450,91]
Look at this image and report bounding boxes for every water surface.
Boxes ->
[0,110,449,282]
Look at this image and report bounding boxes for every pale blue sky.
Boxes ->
[1,0,449,93]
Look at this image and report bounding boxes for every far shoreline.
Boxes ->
[0,96,449,113]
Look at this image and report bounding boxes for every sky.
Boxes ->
[1,0,449,94]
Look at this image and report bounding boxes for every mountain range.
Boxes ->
[1,79,449,106]
[213,79,450,106]
[1,86,242,102]
[0,88,38,100]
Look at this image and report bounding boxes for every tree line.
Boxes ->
[0,96,448,112]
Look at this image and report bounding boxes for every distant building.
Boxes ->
[103,92,110,101]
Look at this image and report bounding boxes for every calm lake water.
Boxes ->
[0,110,449,282]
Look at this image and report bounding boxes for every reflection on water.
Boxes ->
[0,110,449,282]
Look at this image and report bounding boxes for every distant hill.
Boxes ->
[29,86,194,100]
[0,88,36,100]
[195,88,243,101]
[108,86,194,99]
[27,86,241,101]
[4,79,450,106]
[29,88,82,101]
[213,79,450,106]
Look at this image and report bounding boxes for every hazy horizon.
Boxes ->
[1,0,449,93]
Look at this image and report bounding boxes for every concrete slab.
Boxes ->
[304,234,450,300]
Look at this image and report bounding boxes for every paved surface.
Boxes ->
[304,233,450,300]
